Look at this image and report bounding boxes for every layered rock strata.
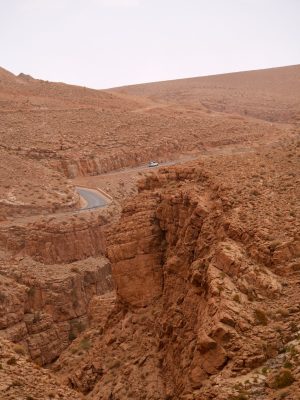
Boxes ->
[53,142,300,399]
[0,210,108,264]
[0,336,84,399]
[0,258,113,365]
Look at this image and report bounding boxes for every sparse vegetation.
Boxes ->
[229,394,248,400]
[233,294,240,303]
[27,286,36,297]
[69,320,85,341]
[269,239,281,251]
[279,391,289,399]
[261,366,268,375]
[68,331,76,341]
[290,321,299,333]
[13,343,26,355]
[283,361,293,369]
[285,344,298,358]
[80,337,91,351]
[272,369,295,389]
[254,308,268,325]
[7,356,17,366]
[0,58,299,400]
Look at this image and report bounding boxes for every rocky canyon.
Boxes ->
[0,65,299,400]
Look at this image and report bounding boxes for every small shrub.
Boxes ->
[80,337,91,351]
[274,323,282,334]
[70,347,78,354]
[229,394,248,400]
[285,344,298,358]
[272,370,295,389]
[291,263,300,273]
[263,342,277,358]
[13,344,26,355]
[233,294,240,303]
[279,392,289,399]
[261,366,268,375]
[12,380,22,387]
[269,239,281,251]
[289,321,298,333]
[283,361,293,369]
[27,286,35,297]
[7,357,17,366]
[68,330,76,341]
[69,320,85,341]
[254,308,268,325]
[250,189,260,196]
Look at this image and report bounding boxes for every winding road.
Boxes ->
[75,157,198,211]
[76,187,108,210]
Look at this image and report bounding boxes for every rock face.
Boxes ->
[0,203,116,368]
[0,210,108,264]
[0,258,113,365]
[108,192,165,306]
[53,142,300,399]
[0,336,84,399]
[51,147,182,179]
[107,165,282,395]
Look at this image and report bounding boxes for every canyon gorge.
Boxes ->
[0,65,299,399]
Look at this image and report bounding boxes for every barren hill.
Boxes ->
[0,66,141,111]
[112,65,300,123]
[1,65,296,218]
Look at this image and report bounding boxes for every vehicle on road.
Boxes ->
[148,161,159,167]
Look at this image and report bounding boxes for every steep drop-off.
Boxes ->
[53,140,300,399]
[0,209,110,264]
[0,257,113,365]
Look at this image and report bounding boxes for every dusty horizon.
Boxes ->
[2,0,300,89]
[2,62,300,90]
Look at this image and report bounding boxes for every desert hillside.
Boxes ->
[112,65,300,123]
[0,65,299,399]
[0,66,297,218]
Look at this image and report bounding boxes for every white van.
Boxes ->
[148,161,159,167]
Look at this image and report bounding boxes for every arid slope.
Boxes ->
[1,66,297,217]
[112,64,300,123]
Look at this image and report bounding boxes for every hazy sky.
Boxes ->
[1,0,300,88]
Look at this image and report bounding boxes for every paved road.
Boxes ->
[76,187,108,210]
